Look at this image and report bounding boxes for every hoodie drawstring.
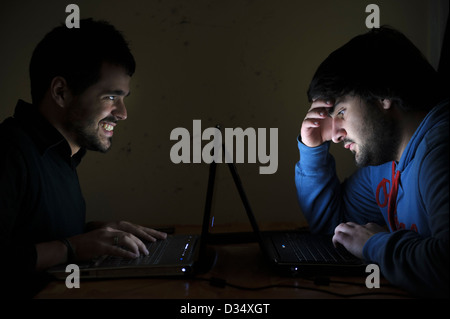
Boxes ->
[387,161,400,231]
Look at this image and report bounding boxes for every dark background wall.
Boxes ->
[1,0,448,230]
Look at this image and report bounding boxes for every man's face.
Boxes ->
[64,62,131,153]
[329,95,400,167]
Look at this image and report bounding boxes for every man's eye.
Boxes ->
[337,109,345,118]
[106,96,116,101]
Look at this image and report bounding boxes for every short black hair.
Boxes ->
[307,26,445,111]
[29,18,136,105]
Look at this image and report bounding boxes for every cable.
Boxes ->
[192,276,411,298]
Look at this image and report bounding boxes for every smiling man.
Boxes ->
[0,19,166,298]
[43,63,130,155]
[296,27,448,297]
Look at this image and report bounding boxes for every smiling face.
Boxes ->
[329,95,400,167]
[63,62,131,153]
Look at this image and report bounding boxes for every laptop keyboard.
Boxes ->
[271,232,359,264]
[97,238,172,267]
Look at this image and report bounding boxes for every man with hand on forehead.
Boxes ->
[0,19,166,298]
[296,27,448,297]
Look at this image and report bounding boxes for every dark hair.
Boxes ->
[307,26,445,111]
[30,18,136,105]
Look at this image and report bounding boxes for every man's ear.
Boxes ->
[50,76,70,108]
[380,98,393,110]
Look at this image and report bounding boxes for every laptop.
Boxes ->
[211,140,367,277]
[48,163,218,280]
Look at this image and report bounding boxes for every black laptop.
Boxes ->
[210,141,366,277]
[48,163,218,280]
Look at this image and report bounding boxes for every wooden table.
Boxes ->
[36,241,410,299]
[35,224,411,301]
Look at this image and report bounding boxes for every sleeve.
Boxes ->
[363,135,449,298]
[0,146,41,297]
[295,138,384,235]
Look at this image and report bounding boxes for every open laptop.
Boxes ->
[48,162,218,280]
[211,141,366,277]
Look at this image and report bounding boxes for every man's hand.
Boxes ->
[332,222,386,259]
[300,99,334,147]
[87,220,167,243]
[69,221,167,262]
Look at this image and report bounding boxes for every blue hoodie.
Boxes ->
[295,99,449,298]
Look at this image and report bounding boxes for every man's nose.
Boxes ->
[331,119,346,143]
[113,99,127,120]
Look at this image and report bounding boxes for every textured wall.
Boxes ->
[0,0,448,229]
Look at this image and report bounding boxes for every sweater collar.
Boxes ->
[13,99,86,166]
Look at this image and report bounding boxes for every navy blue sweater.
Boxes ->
[0,100,86,298]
